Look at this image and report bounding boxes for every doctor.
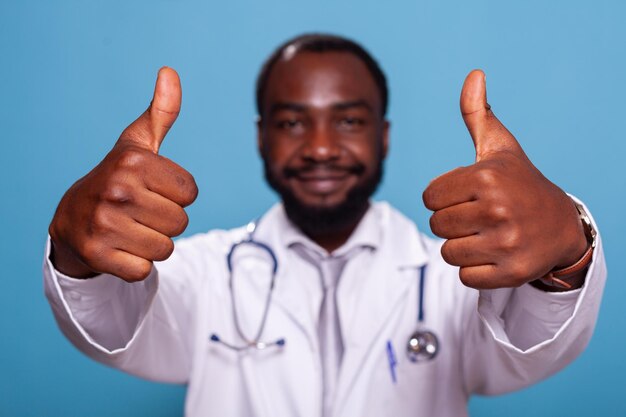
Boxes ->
[44,34,606,417]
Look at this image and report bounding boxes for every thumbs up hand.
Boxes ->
[49,68,198,281]
[423,70,588,289]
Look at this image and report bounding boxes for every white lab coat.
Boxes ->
[43,201,606,417]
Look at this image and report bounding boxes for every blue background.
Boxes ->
[1,0,624,415]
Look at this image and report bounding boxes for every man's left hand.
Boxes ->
[423,70,588,289]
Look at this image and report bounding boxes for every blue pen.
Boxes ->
[386,340,397,384]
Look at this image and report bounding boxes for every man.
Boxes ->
[44,34,606,417]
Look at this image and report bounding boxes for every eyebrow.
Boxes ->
[269,99,374,115]
[269,102,307,114]
[332,99,373,112]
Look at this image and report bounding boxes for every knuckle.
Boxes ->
[88,207,107,235]
[171,210,189,237]
[429,213,444,236]
[124,261,153,282]
[79,239,105,263]
[474,166,499,187]
[440,241,458,265]
[101,182,134,205]
[152,237,175,261]
[459,268,472,287]
[487,204,511,224]
[500,227,522,253]
[422,187,436,210]
[458,268,475,288]
[115,148,148,170]
[180,175,199,206]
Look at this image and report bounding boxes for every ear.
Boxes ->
[381,119,390,159]
[255,115,264,156]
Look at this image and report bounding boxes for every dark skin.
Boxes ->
[49,54,588,290]
[49,68,198,281]
[423,71,588,290]
[258,52,389,252]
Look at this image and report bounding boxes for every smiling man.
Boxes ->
[259,46,388,251]
[44,34,606,417]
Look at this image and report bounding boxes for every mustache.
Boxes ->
[283,163,366,178]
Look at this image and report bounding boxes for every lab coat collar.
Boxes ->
[277,202,381,259]
[255,201,428,270]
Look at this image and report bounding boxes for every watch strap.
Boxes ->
[539,201,597,290]
[541,245,594,289]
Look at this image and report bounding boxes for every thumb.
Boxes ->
[460,69,521,162]
[120,67,182,154]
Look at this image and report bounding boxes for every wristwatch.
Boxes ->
[540,201,597,289]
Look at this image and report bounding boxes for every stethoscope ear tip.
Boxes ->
[210,334,220,343]
[276,338,286,346]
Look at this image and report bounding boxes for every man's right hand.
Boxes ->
[49,67,198,282]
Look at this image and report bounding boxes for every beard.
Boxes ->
[263,157,384,237]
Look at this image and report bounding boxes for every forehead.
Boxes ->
[263,51,382,113]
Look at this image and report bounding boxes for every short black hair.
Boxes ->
[256,33,388,117]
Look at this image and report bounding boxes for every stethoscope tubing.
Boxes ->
[211,219,286,351]
[211,219,439,359]
[418,264,426,322]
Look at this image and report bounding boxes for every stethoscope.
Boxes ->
[406,265,439,362]
[209,220,286,351]
[209,219,440,362]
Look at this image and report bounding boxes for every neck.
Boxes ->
[309,224,359,254]
[291,202,370,254]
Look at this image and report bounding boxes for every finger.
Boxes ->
[81,244,152,282]
[440,235,495,267]
[149,67,182,149]
[87,248,155,282]
[429,201,482,239]
[118,67,182,154]
[460,69,523,162]
[458,261,536,289]
[109,218,175,262]
[129,188,189,237]
[423,166,476,211]
[141,154,198,207]
[458,265,502,289]
[457,264,531,289]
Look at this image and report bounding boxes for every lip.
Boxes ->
[291,169,353,195]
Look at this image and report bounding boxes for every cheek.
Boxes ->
[344,136,382,164]
[263,138,301,168]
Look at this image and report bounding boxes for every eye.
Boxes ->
[275,119,304,130]
[338,117,365,129]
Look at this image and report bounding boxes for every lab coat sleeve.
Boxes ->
[43,233,215,383]
[460,200,607,395]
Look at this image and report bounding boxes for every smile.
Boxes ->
[291,169,354,195]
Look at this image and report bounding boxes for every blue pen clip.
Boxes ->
[386,340,397,384]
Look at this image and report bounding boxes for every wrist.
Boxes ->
[536,200,597,291]
[49,238,98,279]
[554,199,591,268]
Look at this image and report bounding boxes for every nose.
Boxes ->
[301,124,341,163]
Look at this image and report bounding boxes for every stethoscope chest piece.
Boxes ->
[405,264,439,363]
[407,329,439,363]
